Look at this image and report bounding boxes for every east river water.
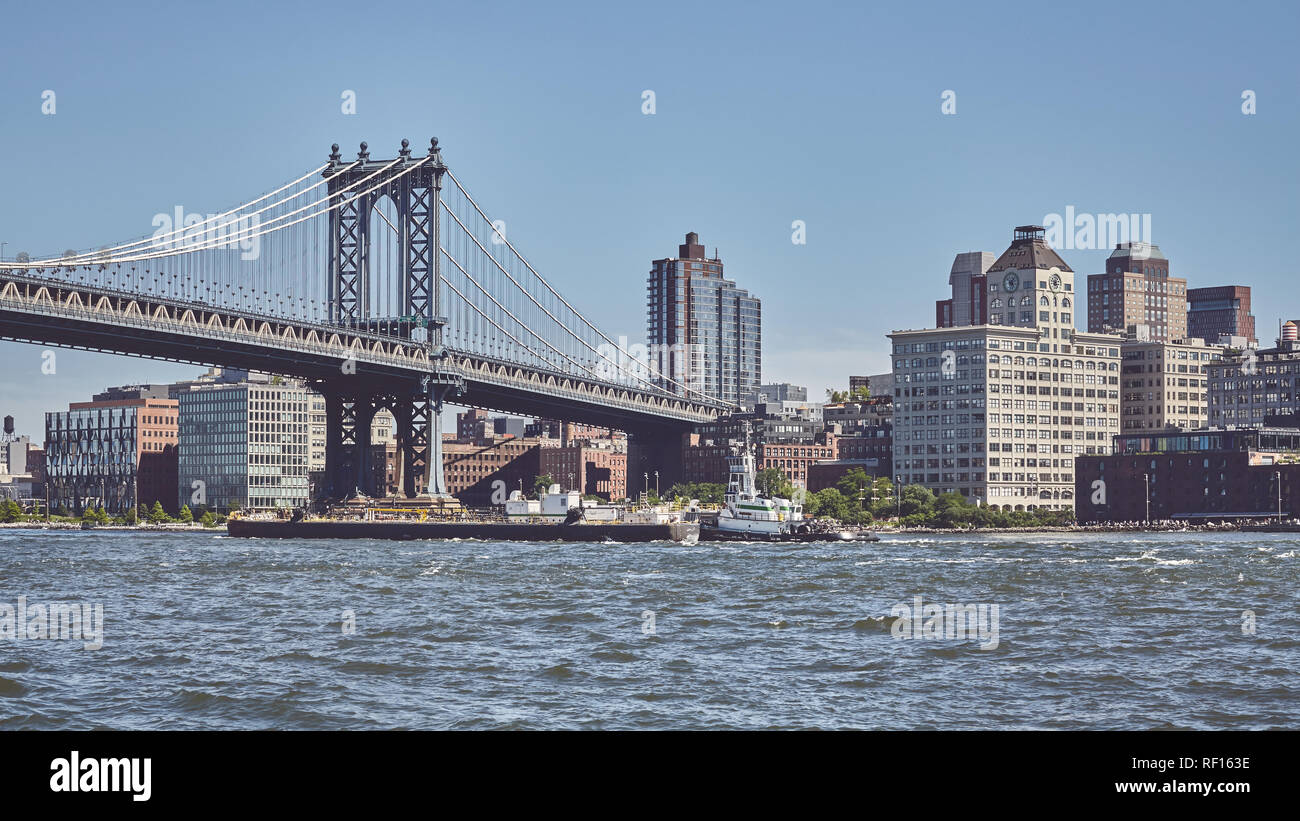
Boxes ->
[0,529,1295,729]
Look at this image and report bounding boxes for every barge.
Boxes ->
[227,518,698,542]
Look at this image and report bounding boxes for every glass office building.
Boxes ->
[178,382,310,512]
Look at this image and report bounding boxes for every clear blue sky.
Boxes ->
[1,0,1297,436]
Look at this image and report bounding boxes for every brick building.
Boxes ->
[756,436,838,490]
[443,435,542,507]
[1119,337,1224,432]
[1075,427,1300,522]
[1187,285,1256,346]
[540,443,628,500]
[1086,242,1187,342]
[1208,339,1300,427]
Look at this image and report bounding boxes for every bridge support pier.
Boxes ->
[417,378,459,499]
[389,400,412,499]
[318,372,462,505]
[353,400,376,499]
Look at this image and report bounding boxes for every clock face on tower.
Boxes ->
[1002,271,1020,292]
[1049,271,1062,291]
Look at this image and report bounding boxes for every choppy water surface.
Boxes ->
[0,529,1295,729]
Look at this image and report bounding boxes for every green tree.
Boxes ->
[697,483,726,505]
[147,501,168,524]
[177,504,193,524]
[122,506,138,525]
[533,474,555,497]
[835,468,876,518]
[200,510,217,527]
[932,492,975,527]
[835,467,871,499]
[811,487,850,522]
[0,499,23,523]
[899,485,936,518]
[666,482,726,505]
[755,468,795,500]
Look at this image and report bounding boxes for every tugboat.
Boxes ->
[700,444,878,543]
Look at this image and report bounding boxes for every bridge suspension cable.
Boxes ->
[0,140,730,407]
[442,170,721,403]
[0,163,338,269]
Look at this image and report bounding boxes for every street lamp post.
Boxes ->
[1144,473,1150,524]
[654,470,659,498]
[1276,470,1283,521]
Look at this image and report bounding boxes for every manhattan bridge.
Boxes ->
[0,139,731,501]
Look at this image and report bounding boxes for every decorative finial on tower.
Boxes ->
[329,143,341,166]
[358,141,369,162]
[399,138,411,159]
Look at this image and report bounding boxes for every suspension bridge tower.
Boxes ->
[319,138,462,504]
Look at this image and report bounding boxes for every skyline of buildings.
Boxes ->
[4,221,1298,520]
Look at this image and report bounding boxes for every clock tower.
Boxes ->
[986,225,1076,349]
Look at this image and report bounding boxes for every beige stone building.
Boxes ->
[889,225,1123,512]
[1120,337,1225,432]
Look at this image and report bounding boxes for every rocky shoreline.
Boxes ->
[882,521,1284,534]
[0,521,225,532]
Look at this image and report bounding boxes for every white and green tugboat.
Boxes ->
[701,444,878,543]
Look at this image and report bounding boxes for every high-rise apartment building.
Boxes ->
[890,325,1121,510]
[647,232,761,407]
[1187,285,1256,346]
[177,382,310,512]
[308,394,327,473]
[1086,242,1187,341]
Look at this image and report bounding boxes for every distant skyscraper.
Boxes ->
[646,232,760,407]
[1187,285,1257,346]
[1086,242,1187,341]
